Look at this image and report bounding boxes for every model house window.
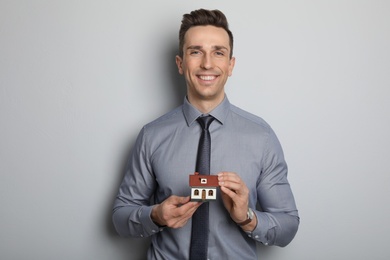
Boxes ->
[208,190,213,196]
[194,189,199,196]
[201,178,207,184]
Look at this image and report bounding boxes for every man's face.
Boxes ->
[176,25,235,105]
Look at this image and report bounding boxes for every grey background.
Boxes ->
[1,1,389,259]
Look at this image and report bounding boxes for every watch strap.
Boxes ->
[237,208,253,226]
[237,218,252,226]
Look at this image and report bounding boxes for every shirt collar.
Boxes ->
[183,95,230,126]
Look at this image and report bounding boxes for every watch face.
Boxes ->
[238,208,254,226]
[248,208,254,219]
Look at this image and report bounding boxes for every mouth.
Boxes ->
[197,75,218,81]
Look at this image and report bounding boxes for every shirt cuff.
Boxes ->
[244,211,275,246]
[138,206,165,237]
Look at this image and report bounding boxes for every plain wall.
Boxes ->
[1,1,389,259]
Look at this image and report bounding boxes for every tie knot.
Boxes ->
[197,115,215,130]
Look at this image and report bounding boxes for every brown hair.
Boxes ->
[178,9,234,58]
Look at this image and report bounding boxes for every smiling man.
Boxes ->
[177,25,235,113]
[113,9,299,260]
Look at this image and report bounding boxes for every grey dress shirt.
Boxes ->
[113,96,299,260]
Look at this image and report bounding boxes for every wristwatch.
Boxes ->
[237,208,254,226]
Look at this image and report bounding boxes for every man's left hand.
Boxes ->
[217,171,257,231]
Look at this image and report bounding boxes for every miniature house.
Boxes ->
[189,174,219,201]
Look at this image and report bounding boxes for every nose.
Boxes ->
[200,54,213,70]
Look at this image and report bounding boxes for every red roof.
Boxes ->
[189,174,219,187]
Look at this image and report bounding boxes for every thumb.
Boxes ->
[178,196,191,204]
[167,195,190,205]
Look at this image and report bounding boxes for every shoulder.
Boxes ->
[229,104,271,132]
[134,105,184,148]
[228,104,284,155]
[144,105,183,128]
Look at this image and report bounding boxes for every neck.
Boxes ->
[187,94,225,114]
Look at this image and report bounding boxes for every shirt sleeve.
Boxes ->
[248,127,300,246]
[112,127,162,238]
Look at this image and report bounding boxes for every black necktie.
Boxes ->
[190,115,215,260]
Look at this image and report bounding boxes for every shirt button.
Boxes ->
[152,230,156,233]
[140,234,144,238]
[248,234,252,238]
[264,242,268,246]
[255,235,259,239]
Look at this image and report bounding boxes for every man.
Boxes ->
[113,9,299,260]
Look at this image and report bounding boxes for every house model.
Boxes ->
[189,173,219,201]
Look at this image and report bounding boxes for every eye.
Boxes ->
[190,50,201,55]
[215,51,225,56]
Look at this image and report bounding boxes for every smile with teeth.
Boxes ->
[198,75,217,81]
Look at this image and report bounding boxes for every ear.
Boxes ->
[175,55,184,75]
[228,57,236,76]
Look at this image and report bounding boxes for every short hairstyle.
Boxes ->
[178,9,234,58]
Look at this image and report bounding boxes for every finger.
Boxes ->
[220,185,239,200]
[178,201,202,215]
[218,173,249,196]
[168,195,191,206]
[173,215,191,228]
[220,186,248,207]
[220,180,242,190]
[168,199,200,218]
[218,172,242,183]
[171,203,201,228]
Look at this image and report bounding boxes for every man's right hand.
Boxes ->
[151,195,201,228]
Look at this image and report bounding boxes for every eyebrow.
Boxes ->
[186,45,229,51]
